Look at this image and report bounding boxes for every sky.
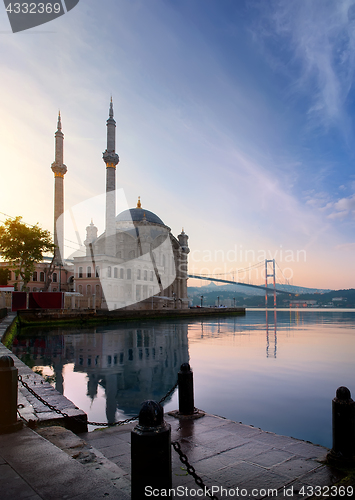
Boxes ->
[1,0,355,290]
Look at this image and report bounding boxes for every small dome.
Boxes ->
[116,208,165,226]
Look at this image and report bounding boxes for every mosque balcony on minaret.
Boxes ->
[178,229,190,253]
[102,150,119,168]
[51,162,67,178]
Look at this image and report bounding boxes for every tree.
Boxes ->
[0,268,9,286]
[0,217,55,291]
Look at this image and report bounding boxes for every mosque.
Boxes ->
[2,101,190,310]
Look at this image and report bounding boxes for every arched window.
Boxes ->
[127,269,131,280]
[78,267,83,278]
[79,285,83,294]
[53,273,57,283]
[150,271,154,281]
[32,271,37,281]
[87,266,91,278]
[95,284,100,296]
[114,267,118,278]
[144,270,147,281]
[137,269,141,280]
[33,287,37,292]
[87,285,91,295]
[120,268,124,279]
[129,250,135,259]
[96,266,100,278]
[40,272,45,282]
[108,266,112,278]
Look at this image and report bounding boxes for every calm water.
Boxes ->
[11,309,355,448]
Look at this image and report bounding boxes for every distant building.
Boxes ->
[289,299,318,307]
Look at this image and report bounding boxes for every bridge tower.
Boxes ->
[265,259,276,308]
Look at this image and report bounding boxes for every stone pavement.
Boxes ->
[81,413,346,500]
[0,412,346,500]
[0,425,130,500]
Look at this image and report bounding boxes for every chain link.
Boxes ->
[18,375,178,428]
[172,441,219,500]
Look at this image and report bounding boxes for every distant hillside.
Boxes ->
[188,282,331,297]
[187,284,355,308]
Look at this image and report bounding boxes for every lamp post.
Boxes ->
[200,295,204,307]
[217,296,220,308]
[233,297,236,308]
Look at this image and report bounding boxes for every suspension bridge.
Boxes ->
[188,259,295,305]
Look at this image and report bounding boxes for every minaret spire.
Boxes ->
[51,112,67,264]
[103,98,119,257]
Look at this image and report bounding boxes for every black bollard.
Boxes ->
[178,363,194,415]
[131,400,171,499]
[0,356,23,434]
[329,386,355,462]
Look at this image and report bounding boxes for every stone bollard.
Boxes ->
[131,400,172,499]
[178,362,194,415]
[328,386,355,463]
[0,355,23,434]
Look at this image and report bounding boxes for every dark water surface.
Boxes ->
[11,309,355,448]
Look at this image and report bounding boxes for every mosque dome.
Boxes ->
[116,197,165,226]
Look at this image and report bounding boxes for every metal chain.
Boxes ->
[18,375,178,428]
[159,381,178,404]
[18,374,70,419]
[87,416,138,427]
[172,441,219,500]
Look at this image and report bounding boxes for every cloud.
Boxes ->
[253,0,355,135]
[327,210,349,220]
[335,242,355,251]
[333,193,355,211]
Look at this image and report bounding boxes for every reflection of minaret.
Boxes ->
[87,373,99,401]
[103,98,119,257]
[105,373,118,424]
[51,112,67,264]
[53,360,64,395]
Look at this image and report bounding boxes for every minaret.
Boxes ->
[178,228,190,303]
[103,98,119,256]
[51,112,67,264]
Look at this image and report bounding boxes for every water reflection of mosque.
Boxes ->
[12,322,189,422]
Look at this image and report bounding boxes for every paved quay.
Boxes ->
[0,411,347,500]
[81,413,346,499]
